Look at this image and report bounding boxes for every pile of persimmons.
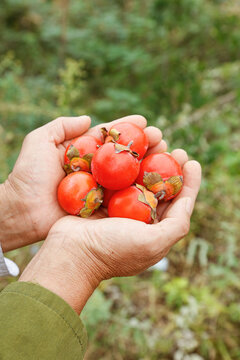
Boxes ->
[58,122,183,224]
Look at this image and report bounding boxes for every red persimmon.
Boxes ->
[108,185,157,224]
[91,142,140,190]
[64,135,102,174]
[101,122,148,160]
[136,153,183,201]
[57,171,103,217]
[102,188,116,208]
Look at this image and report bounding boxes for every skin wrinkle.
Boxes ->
[80,225,112,279]
[75,221,133,277]
[10,142,44,195]
[0,181,37,250]
[58,145,68,166]
[83,221,151,277]
[51,229,106,285]
[52,123,66,145]
[21,233,100,313]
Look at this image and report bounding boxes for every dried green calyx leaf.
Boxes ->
[165,176,183,196]
[82,153,94,167]
[64,153,94,174]
[143,171,183,201]
[136,184,157,220]
[66,145,80,161]
[109,128,121,141]
[143,172,163,189]
[101,126,121,143]
[114,141,139,158]
[79,187,104,218]
[101,127,108,140]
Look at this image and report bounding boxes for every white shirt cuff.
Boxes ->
[0,244,20,277]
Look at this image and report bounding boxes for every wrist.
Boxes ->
[0,179,36,252]
[19,231,102,314]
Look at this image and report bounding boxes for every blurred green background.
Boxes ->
[0,0,240,359]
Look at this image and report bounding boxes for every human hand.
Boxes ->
[50,150,201,278]
[0,116,91,251]
[0,115,165,252]
[20,148,201,314]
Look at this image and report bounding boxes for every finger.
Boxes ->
[163,160,201,219]
[149,160,201,251]
[86,114,147,139]
[145,140,168,157]
[156,202,169,221]
[171,149,188,168]
[144,126,162,148]
[41,116,91,145]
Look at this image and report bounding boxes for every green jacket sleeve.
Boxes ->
[0,282,87,360]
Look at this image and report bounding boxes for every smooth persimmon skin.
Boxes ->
[108,186,152,224]
[91,143,140,190]
[64,135,102,165]
[136,153,183,184]
[109,122,148,159]
[102,188,116,208]
[58,171,97,215]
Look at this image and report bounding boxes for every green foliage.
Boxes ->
[163,277,189,308]
[1,0,240,359]
[57,58,86,111]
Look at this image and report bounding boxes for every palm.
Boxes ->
[52,151,201,280]
[51,148,201,279]
[8,116,91,243]
[11,139,67,239]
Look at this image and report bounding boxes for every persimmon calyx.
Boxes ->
[143,171,183,201]
[64,153,94,174]
[66,145,80,160]
[79,187,104,218]
[163,176,183,198]
[136,184,157,220]
[101,127,121,143]
[101,127,109,140]
[109,128,121,141]
[114,141,139,158]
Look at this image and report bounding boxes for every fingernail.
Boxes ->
[185,197,192,216]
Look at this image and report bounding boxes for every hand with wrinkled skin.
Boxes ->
[20,144,201,314]
[0,115,91,252]
[0,115,166,252]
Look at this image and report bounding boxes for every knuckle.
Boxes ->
[54,116,65,122]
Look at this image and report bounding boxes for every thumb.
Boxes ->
[153,197,192,249]
[41,116,91,144]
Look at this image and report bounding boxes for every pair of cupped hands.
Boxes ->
[3,115,201,314]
